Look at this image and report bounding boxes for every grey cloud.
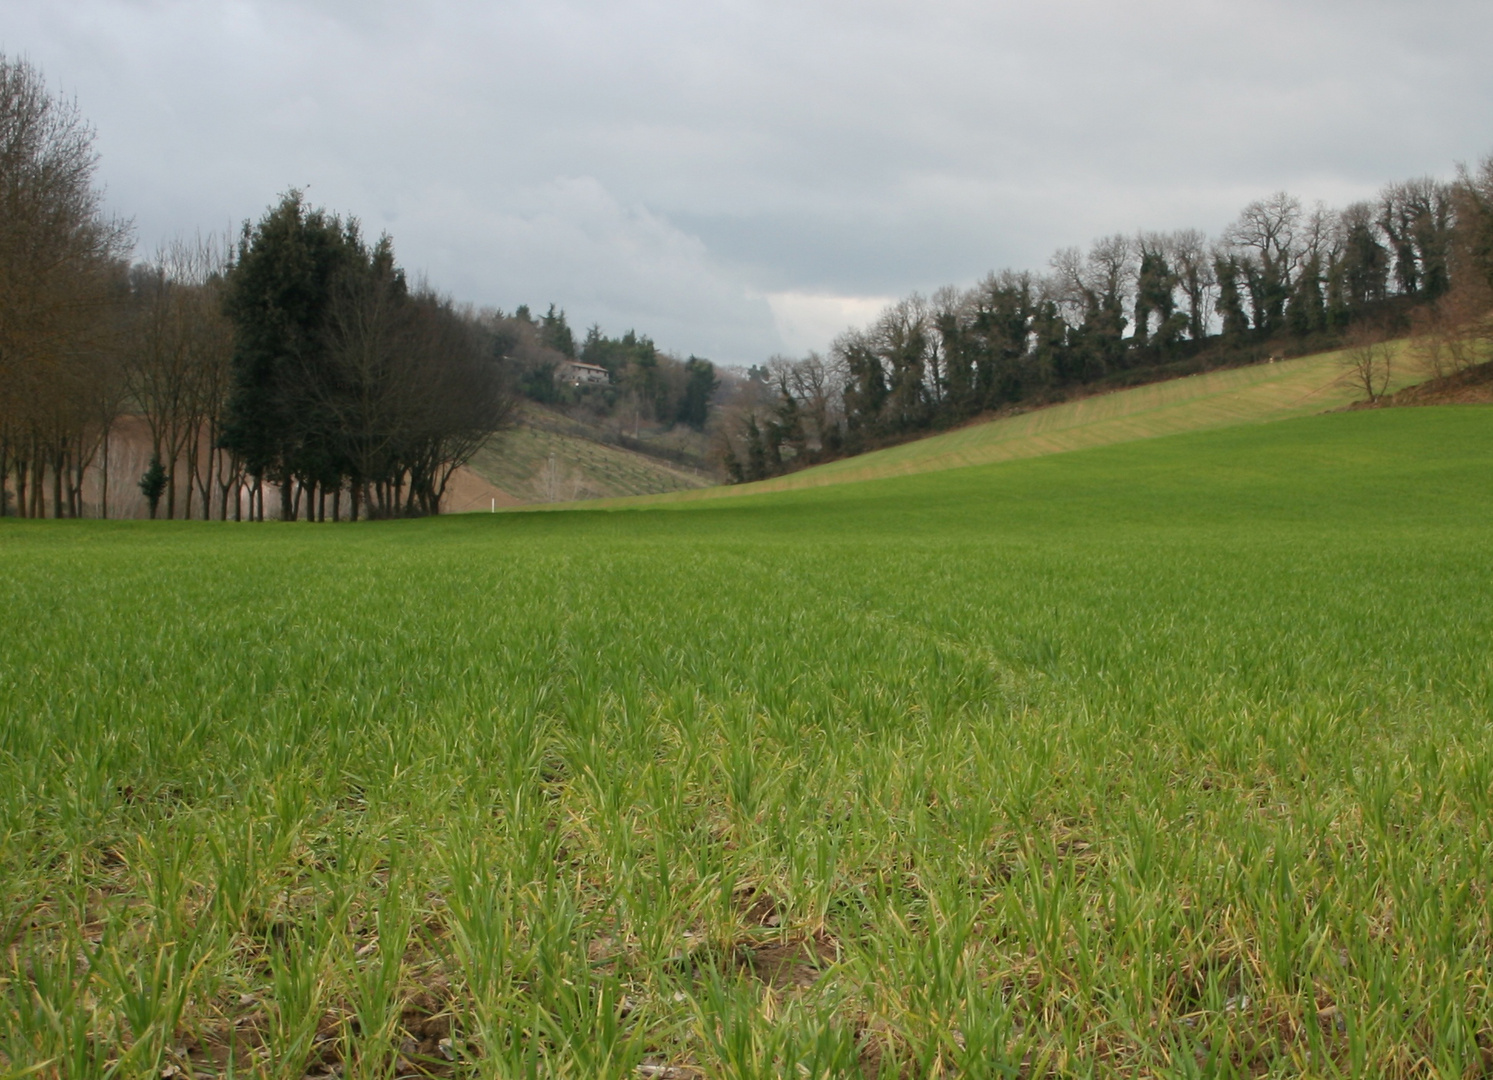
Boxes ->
[5,0,1491,361]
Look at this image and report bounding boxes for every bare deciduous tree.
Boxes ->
[1410,289,1489,380]
[1225,192,1302,335]
[315,265,515,518]
[1341,326,1394,403]
[1407,156,1493,381]
[1166,228,1214,341]
[0,55,131,517]
[124,237,235,521]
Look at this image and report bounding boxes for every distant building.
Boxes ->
[558,360,610,386]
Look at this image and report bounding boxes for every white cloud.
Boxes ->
[763,292,895,357]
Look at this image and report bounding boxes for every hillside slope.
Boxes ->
[634,405,1493,532]
[602,342,1424,507]
[467,403,714,504]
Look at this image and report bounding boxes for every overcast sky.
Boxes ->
[7,1,1492,363]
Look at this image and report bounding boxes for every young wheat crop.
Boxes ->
[2,407,1491,1078]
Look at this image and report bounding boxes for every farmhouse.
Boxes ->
[558,360,610,386]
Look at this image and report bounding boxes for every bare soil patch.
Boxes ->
[736,934,839,991]
[438,466,522,513]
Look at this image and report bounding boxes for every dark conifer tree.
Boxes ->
[1214,255,1251,341]
[743,414,767,482]
[540,304,576,358]
[220,191,361,520]
[1340,210,1389,312]
[838,330,888,441]
[1287,256,1326,337]
[1132,246,1177,349]
[676,357,717,431]
[222,193,511,518]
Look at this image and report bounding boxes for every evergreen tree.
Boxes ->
[1287,256,1326,337]
[966,273,1033,408]
[540,304,576,358]
[1028,299,1066,388]
[1339,209,1389,312]
[676,357,717,430]
[138,458,166,519]
[933,301,974,414]
[743,415,767,482]
[1214,255,1251,341]
[221,192,511,520]
[837,330,888,439]
[220,191,362,519]
[879,300,930,431]
[1132,245,1177,348]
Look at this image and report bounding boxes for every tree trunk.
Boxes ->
[51,452,64,519]
[183,446,195,520]
[331,487,340,523]
[181,433,196,520]
[70,443,85,517]
[100,427,109,519]
[31,456,44,518]
[197,434,213,521]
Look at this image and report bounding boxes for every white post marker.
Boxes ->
[491,498,496,513]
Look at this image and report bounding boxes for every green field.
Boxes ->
[623,344,1418,505]
[3,406,1493,1078]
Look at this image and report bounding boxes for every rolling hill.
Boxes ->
[594,341,1426,507]
[461,402,715,506]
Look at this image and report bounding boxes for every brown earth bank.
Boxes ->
[438,466,523,513]
[1350,359,1493,409]
[26,415,522,520]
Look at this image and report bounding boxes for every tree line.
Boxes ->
[0,55,513,520]
[219,194,512,521]
[0,56,131,518]
[725,166,1493,482]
